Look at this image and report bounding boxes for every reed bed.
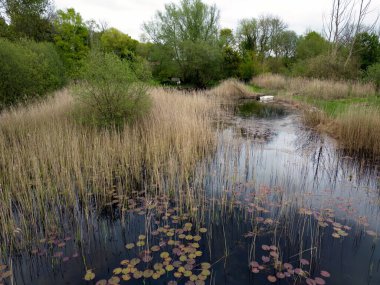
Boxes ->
[207,79,256,100]
[335,106,380,156]
[251,74,376,99]
[0,87,218,250]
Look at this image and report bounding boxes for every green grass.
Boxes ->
[247,84,268,93]
[293,95,380,117]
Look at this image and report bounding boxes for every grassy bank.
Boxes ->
[0,86,219,251]
[251,74,380,157]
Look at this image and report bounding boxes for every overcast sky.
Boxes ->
[54,0,380,40]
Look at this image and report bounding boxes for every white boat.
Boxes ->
[259,95,274,102]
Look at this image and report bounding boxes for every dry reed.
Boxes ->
[335,106,380,156]
[251,74,376,99]
[0,87,218,250]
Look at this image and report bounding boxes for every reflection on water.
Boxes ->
[10,105,380,285]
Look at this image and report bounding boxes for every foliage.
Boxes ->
[237,16,291,57]
[75,52,151,128]
[1,0,53,41]
[292,54,359,80]
[366,63,380,91]
[295,31,329,60]
[100,27,138,60]
[53,8,90,78]
[238,52,262,81]
[0,38,65,108]
[143,0,222,87]
[353,32,380,70]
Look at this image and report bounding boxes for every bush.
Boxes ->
[292,54,359,80]
[74,52,151,128]
[0,38,65,108]
[367,63,380,92]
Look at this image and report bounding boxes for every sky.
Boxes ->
[54,0,380,40]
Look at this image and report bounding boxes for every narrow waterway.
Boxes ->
[11,102,380,285]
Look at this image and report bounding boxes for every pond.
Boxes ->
[5,101,380,285]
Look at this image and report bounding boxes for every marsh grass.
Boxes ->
[251,74,376,99]
[207,79,256,100]
[335,106,380,156]
[0,87,218,250]
[252,74,380,156]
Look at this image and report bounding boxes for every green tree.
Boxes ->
[295,31,329,60]
[53,8,89,78]
[236,18,258,53]
[100,27,138,60]
[367,63,380,91]
[1,0,53,41]
[143,0,222,86]
[0,38,65,108]
[353,32,380,70]
[219,28,241,78]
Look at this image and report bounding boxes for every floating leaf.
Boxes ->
[125,243,135,249]
[95,280,107,285]
[143,269,154,278]
[306,278,316,285]
[199,228,207,233]
[320,270,331,278]
[276,272,285,279]
[108,276,120,284]
[160,252,170,259]
[84,270,95,281]
[315,277,326,285]
[267,275,277,283]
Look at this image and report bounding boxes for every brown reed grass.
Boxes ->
[251,74,376,99]
[0,87,219,250]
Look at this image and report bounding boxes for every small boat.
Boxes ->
[259,95,274,102]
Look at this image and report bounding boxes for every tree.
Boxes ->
[143,0,222,86]
[353,32,380,70]
[1,0,54,41]
[236,16,288,57]
[219,29,241,78]
[295,31,329,60]
[100,28,138,60]
[274,30,298,59]
[53,8,89,78]
[236,18,258,53]
[366,63,380,91]
[0,38,65,107]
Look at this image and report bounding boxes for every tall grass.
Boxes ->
[251,74,376,99]
[207,79,256,100]
[0,87,218,250]
[335,106,380,156]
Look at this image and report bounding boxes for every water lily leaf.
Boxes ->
[320,270,331,278]
[84,270,95,281]
[160,252,170,259]
[315,277,326,285]
[108,276,120,284]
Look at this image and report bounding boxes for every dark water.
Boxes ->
[8,102,380,285]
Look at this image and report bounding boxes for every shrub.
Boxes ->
[366,63,380,92]
[0,38,65,108]
[74,52,151,128]
[292,54,359,80]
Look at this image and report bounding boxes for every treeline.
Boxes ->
[1,0,380,108]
